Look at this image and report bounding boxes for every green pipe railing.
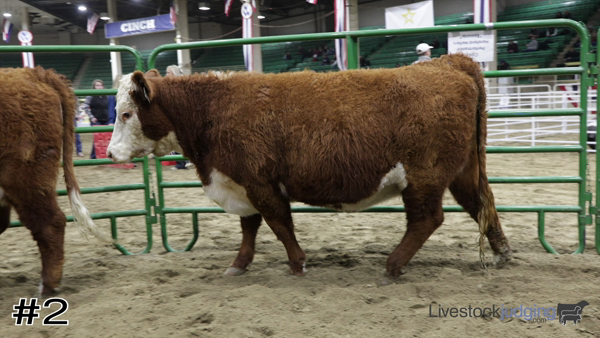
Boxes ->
[148,19,588,70]
[4,20,595,256]
[154,157,199,252]
[150,19,591,255]
[0,45,151,254]
[0,45,144,73]
[596,28,600,255]
[7,142,154,255]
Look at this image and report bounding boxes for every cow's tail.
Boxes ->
[466,57,501,270]
[445,55,504,269]
[51,71,110,242]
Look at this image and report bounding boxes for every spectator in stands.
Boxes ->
[547,27,559,37]
[499,59,510,70]
[563,10,572,20]
[166,65,182,77]
[431,38,440,49]
[321,55,331,65]
[524,36,538,52]
[297,46,304,55]
[303,48,313,59]
[359,56,371,69]
[81,79,116,159]
[564,46,580,63]
[555,11,562,19]
[507,41,519,53]
[592,31,597,47]
[165,65,190,170]
[284,52,292,60]
[412,43,432,64]
[327,46,335,56]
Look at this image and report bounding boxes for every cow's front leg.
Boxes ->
[225,214,263,276]
[246,188,306,276]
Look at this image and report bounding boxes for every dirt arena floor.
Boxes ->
[1,133,600,338]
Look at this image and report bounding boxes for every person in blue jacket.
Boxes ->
[80,79,116,159]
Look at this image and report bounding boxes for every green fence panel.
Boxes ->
[596,28,600,254]
[148,19,592,255]
[1,45,151,254]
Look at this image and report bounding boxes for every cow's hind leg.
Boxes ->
[448,157,511,265]
[225,214,263,276]
[386,184,445,278]
[6,186,66,296]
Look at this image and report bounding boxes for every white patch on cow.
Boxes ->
[203,169,258,217]
[70,190,111,242]
[107,73,183,163]
[279,182,288,198]
[327,163,408,212]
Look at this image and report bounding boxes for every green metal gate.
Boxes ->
[3,19,597,255]
[3,45,156,255]
[148,19,595,255]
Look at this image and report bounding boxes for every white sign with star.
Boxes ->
[385,0,434,29]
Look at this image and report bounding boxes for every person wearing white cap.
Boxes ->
[412,43,433,64]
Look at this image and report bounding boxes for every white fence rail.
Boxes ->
[487,82,597,151]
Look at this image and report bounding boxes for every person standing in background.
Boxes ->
[80,79,116,159]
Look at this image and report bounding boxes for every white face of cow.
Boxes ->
[107,72,182,163]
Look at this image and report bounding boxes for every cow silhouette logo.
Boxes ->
[557,301,589,325]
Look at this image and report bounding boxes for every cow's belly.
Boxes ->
[203,170,259,217]
[202,163,408,216]
[323,162,408,212]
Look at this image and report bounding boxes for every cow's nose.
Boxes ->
[107,150,113,160]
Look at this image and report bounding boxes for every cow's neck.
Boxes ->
[154,80,214,180]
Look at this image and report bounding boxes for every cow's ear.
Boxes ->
[145,69,161,79]
[130,70,154,105]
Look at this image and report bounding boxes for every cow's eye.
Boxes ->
[122,112,131,121]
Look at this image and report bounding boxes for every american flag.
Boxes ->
[2,19,13,42]
[225,0,234,17]
[87,13,99,35]
[307,0,318,4]
[170,0,177,27]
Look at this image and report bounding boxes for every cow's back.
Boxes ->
[0,67,65,167]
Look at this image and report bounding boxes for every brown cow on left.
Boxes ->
[0,66,104,296]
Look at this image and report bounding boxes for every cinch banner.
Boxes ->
[105,14,174,39]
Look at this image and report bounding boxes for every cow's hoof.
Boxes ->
[378,276,398,287]
[379,271,403,286]
[224,267,247,276]
[290,263,307,276]
[493,246,513,267]
[35,281,59,298]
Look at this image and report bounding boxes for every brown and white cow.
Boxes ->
[107,53,512,279]
[0,66,105,296]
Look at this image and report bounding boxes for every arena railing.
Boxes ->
[595,28,600,254]
[147,19,594,255]
[2,20,595,256]
[3,45,155,255]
